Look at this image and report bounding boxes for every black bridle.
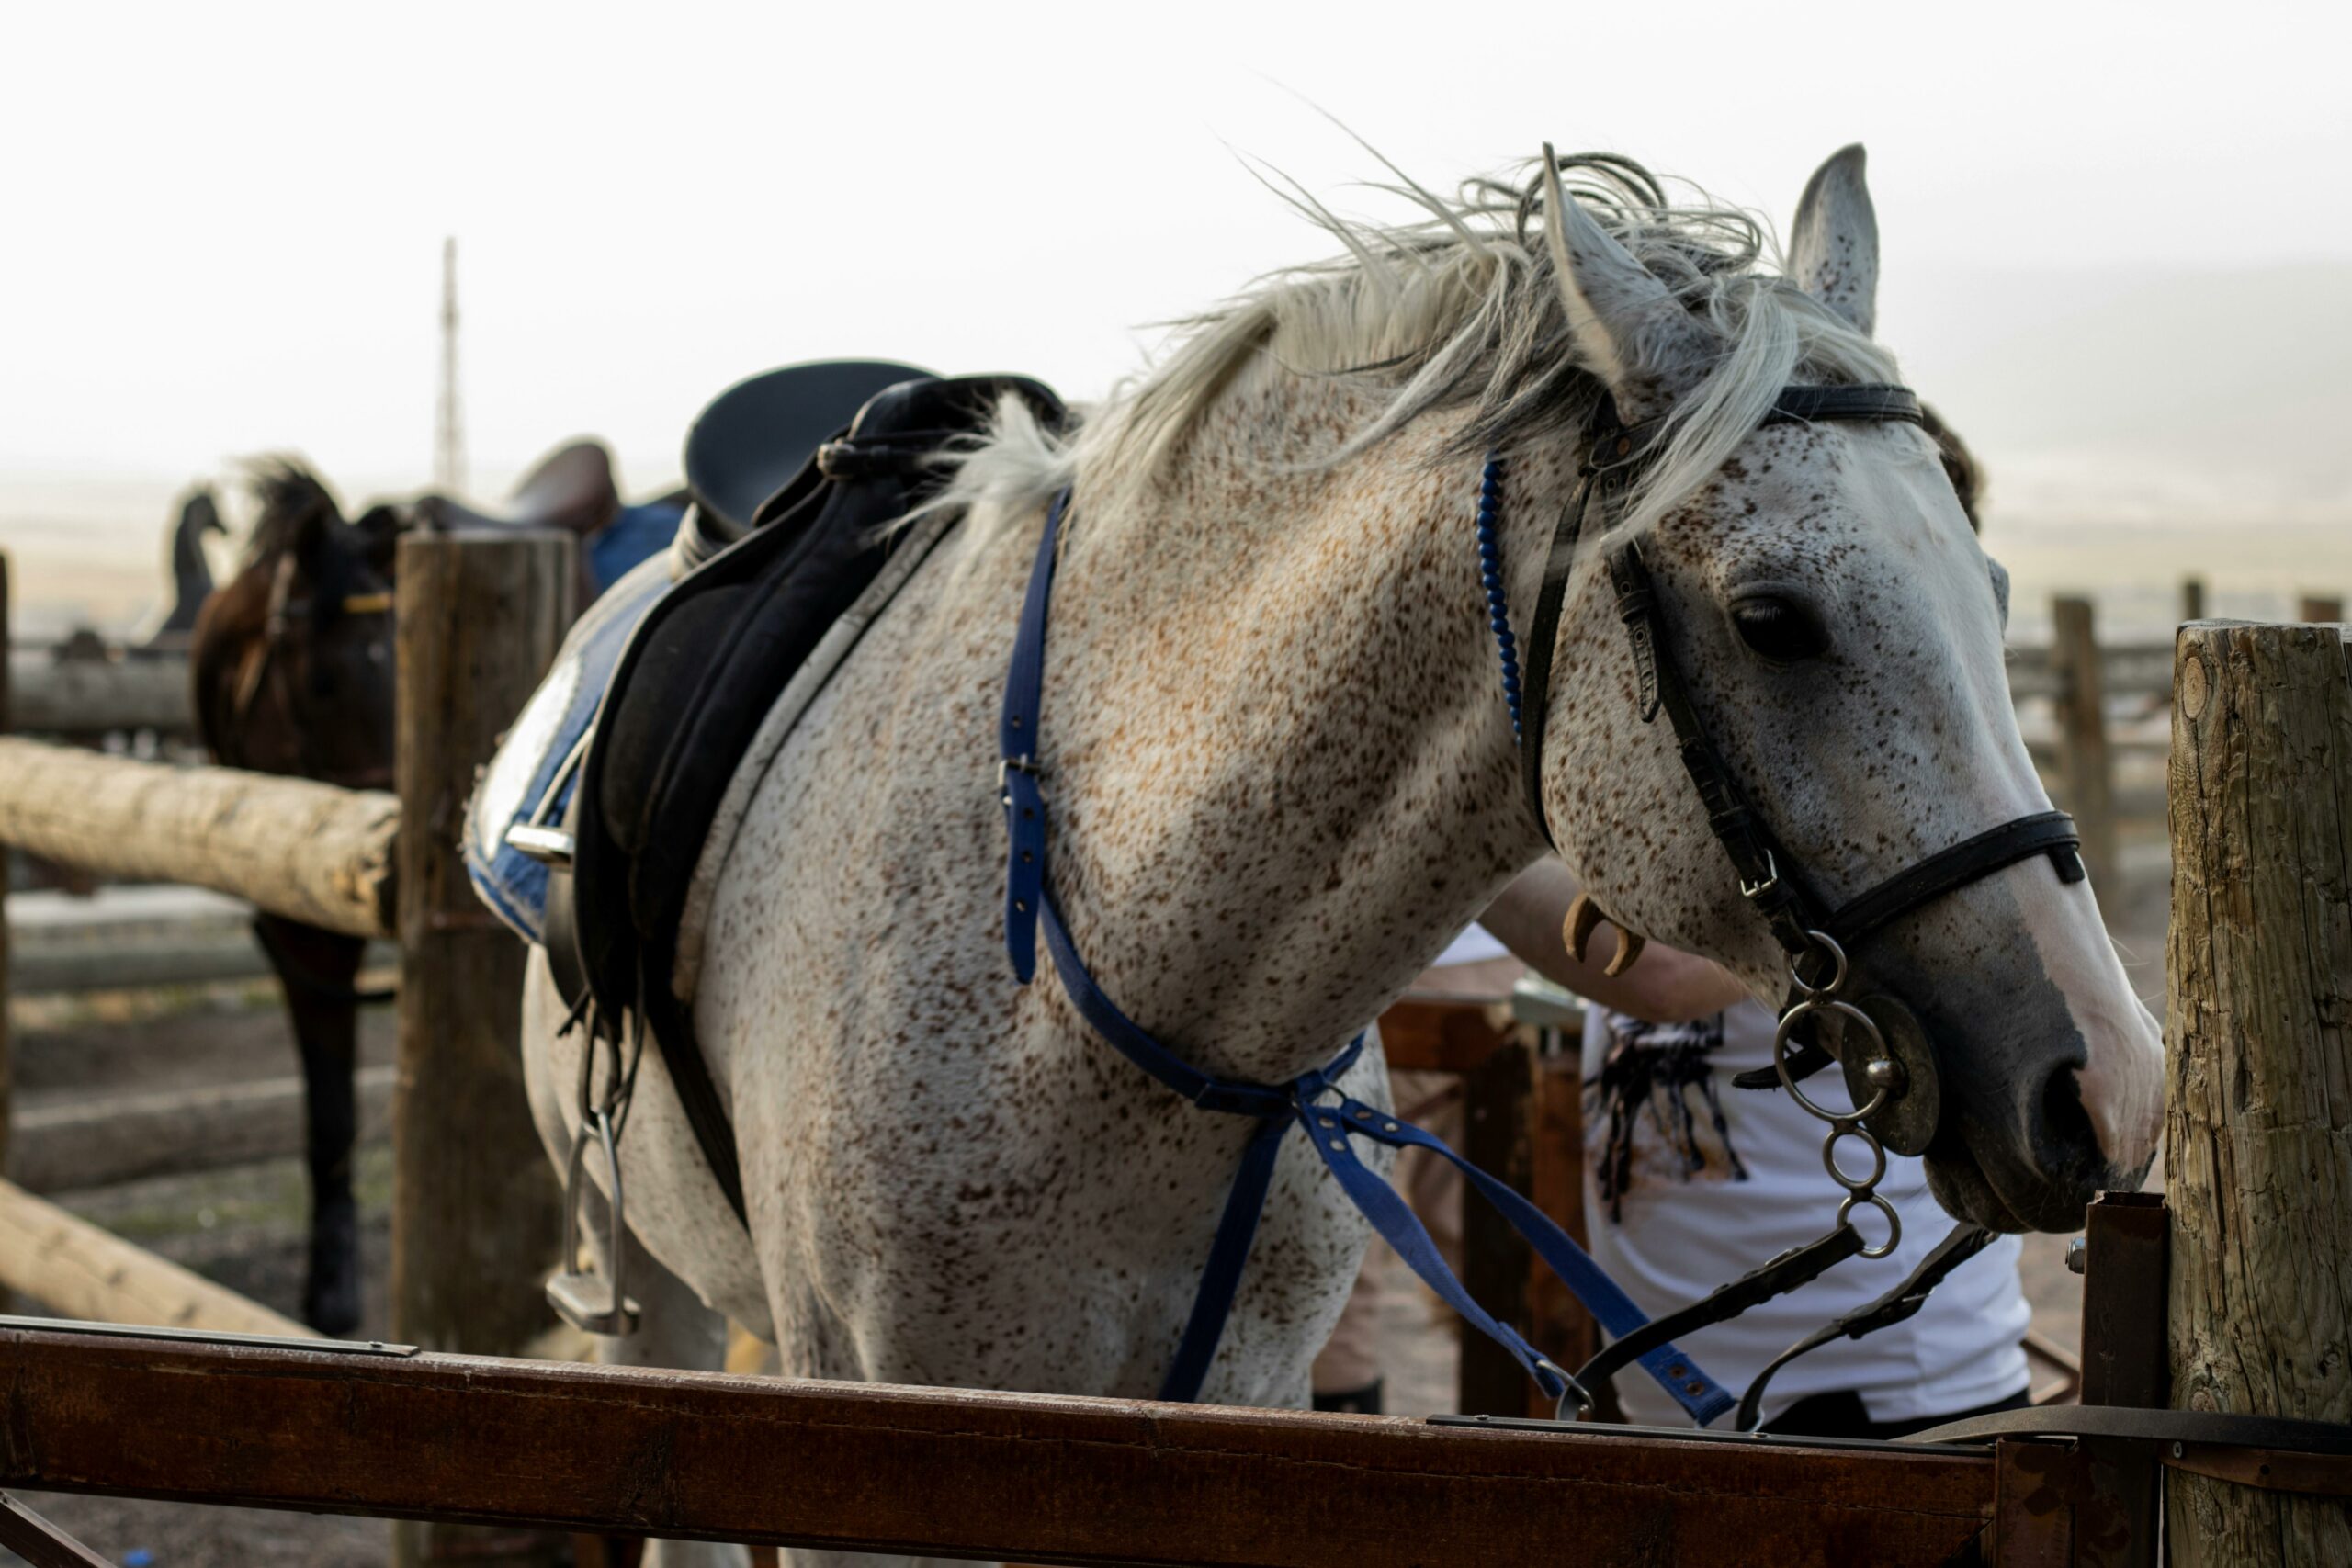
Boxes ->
[1495,382,2087,1423]
[1508,382,2083,1125]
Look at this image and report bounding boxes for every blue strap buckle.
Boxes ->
[997,753,1042,803]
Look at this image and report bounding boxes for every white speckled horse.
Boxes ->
[518,143,2164,1566]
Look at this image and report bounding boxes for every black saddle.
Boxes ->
[538,367,1065,1222]
[673,360,933,570]
[422,440,623,537]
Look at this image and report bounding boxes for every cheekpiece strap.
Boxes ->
[1605,539,1822,962]
[1000,491,1068,984]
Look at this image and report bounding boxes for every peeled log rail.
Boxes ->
[0,738,396,938]
[4,650,190,736]
[0,1179,315,1339]
[2166,620,2352,1565]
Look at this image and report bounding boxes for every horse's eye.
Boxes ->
[1731,596,1830,664]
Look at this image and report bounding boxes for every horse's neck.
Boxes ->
[1028,389,1544,1085]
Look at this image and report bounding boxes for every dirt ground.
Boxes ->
[3,841,2166,1566]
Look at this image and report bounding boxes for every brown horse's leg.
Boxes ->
[255,912,370,1336]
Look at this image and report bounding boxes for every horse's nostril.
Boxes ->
[2035,1061,2103,1181]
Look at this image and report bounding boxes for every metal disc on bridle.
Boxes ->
[1841,992,1941,1157]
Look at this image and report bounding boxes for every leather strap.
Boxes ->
[1735,1222,1996,1430]
[1606,540,1822,962]
[1571,1223,1865,1404]
[1000,491,1064,984]
[546,797,752,1225]
[1825,810,2084,949]
[1515,384,1922,933]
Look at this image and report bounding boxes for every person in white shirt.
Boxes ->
[1475,862,2031,1436]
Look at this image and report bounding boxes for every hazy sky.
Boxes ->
[3,2,2346,568]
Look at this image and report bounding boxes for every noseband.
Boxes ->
[1484,383,2086,1244]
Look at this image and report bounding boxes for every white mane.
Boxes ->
[941,150,1903,538]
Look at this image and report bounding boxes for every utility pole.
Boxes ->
[434,237,466,495]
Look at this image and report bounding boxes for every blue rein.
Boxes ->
[998,487,1731,1423]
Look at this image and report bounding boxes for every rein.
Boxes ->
[1001,490,1732,1423]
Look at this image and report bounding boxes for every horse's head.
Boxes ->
[199,461,397,785]
[1532,148,2161,1233]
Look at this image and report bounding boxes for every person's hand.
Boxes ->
[1476,862,1747,1023]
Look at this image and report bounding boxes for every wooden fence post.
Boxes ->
[2179,577,2206,623]
[2296,594,2343,624]
[1459,1040,1536,1417]
[2052,596,2116,891]
[391,531,573,1568]
[2166,620,2352,1566]
[1,552,12,1193]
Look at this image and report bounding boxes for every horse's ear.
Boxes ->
[1790,144,1879,336]
[1539,144,1704,410]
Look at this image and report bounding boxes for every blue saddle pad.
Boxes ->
[587,502,685,597]
[464,551,672,943]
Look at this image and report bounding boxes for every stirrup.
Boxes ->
[546,1109,641,1336]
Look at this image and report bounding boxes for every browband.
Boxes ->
[1588,384,1926,479]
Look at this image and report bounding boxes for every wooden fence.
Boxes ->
[3,646,188,738]
[2,533,2347,1562]
[0,536,573,1415]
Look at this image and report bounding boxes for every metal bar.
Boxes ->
[0,1313,411,1356]
[0,1325,1995,1567]
[2076,1191,2168,1568]
[2079,1192,2167,1407]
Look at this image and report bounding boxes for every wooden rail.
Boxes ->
[0,1184,315,1338]
[0,1324,2002,1566]
[0,738,396,937]
[7,934,396,995]
[10,1066,394,1194]
[4,649,189,736]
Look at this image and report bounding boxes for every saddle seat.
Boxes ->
[466,364,1064,1221]
[426,440,623,537]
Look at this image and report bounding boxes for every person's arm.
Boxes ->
[1478,861,1747,1023]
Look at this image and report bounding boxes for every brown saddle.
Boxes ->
[416,440,620,538]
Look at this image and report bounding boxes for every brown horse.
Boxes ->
[188,446,671,1331]
[189,462,401,1332]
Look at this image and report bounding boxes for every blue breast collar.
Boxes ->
[998,488,1731,1423]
